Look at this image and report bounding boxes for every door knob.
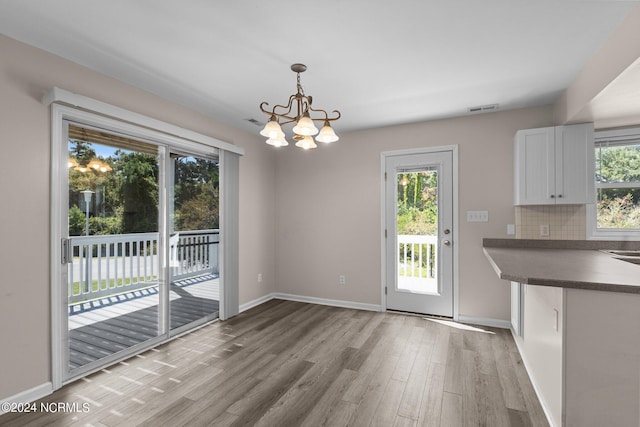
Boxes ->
[443,240,451,246]
[444,229,450,235]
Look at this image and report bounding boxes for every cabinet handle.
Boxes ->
[558,194,563,198]
[550,195,555,198]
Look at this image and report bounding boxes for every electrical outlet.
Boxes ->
[507,224,515,235]
[339,275,346,285]
[539,224,550,236]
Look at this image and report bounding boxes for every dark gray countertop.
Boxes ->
[483,239,640,294]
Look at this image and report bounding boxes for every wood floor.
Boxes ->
[0,300,549,427]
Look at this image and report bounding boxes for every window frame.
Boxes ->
[587,127,640,240]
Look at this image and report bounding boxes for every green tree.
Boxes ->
[69,140,96,165]
[67,141,219,236]
[397,171,438,235]
[596,145,640,229]
[69,204,85,236]
[174,157,219,231]
[117,152,159,233]
[68,140,117,235]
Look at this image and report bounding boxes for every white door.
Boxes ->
[384,150,455,317]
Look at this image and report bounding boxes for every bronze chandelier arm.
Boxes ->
[307,106,342,122]
[259,94,314,124]
[259,95,294,118]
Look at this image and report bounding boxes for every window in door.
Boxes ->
[397,167,439,294]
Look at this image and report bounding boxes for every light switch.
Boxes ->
[466,210,489,222]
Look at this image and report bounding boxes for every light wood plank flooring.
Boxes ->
[0,300,549,426]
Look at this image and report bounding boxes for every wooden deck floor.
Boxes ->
[1,300,549,427]
[69,275,219,369]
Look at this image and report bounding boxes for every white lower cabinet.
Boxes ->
[514,285,640,427]
[514,285,564,427]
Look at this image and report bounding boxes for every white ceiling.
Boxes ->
[0,0,638,135]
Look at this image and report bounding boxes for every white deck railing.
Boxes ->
[68,229,219,304]
[398,234,437,279]
[169,230,219,280]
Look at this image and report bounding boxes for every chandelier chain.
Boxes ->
[296,72,304,97]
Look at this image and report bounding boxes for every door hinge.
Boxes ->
[61,238,72,264]
[385,286,388,295]
[384,229,387,238]
[384,172,387,181]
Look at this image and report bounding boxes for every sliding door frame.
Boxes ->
[50,96,242,389]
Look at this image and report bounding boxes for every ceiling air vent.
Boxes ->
[467,104,499,114]
[246,118,264,126]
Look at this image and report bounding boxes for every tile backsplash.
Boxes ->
[515,205,586,240]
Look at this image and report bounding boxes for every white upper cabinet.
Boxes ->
[514,123,595,205]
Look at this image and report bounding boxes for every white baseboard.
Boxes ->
[457,315,510,329]
[239,293,276,313]
[1,382,53,414]
[241,296,505,327]
[275,293,382,312]
[239,292,382,313]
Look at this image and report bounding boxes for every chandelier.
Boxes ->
[259,63,340,149]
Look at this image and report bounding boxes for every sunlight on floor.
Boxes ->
[424,317,496,334]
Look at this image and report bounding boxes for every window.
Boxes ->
[588,128,640,239]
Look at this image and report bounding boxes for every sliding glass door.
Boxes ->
[169,154,220,332]
[65,123,164,374]
[61,121,220,381]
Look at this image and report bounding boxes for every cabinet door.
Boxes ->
[514,127,555,205]
[554,124,595,204]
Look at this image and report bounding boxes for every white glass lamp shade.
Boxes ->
[292,114,319,136]
[295,135,317,150]
[315,122,339,143]
[260,119,283,138]
[266,131,289,147]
